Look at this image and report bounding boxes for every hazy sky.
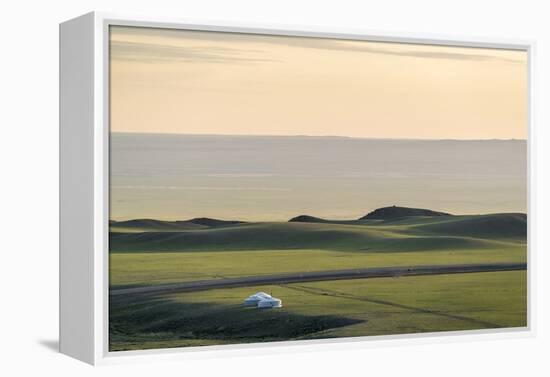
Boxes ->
[110,26,528,139]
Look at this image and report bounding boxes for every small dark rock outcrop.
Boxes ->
[288,215,328,223]
[360,206,452,220]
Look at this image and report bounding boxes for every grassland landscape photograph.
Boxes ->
[108,26,528,351]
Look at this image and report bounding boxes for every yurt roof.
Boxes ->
[246,292,272,300]
[261,297,281,303]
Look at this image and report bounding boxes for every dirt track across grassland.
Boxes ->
[110,262,526,297]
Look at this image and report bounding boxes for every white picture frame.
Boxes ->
[59,11,535,365]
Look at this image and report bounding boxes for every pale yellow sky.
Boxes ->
[109,26,528,139]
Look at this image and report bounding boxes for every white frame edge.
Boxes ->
[59,12,96,364]
[59,11,536,365]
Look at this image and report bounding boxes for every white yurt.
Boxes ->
[257,296,283,309]
[243,292,272,307]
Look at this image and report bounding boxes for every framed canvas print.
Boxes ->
[60,12,533,365]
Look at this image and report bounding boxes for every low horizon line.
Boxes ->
[111,131,526,142]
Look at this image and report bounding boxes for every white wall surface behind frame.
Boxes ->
[1,0,548,376]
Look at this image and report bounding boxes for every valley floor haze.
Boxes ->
[110,133,526,221]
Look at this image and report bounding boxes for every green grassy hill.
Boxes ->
[109,213,526,253]
[108,207,527,351]
[110,270,527,351]
[110,217,246,233]
[410,213,526,239]
[110,222,387,252]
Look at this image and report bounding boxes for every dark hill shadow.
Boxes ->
[109,294,362,351]
[413,213,527,239]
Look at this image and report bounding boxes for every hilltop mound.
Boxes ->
[186,217,244,227]
[360,206,452,220]
[288,215,328,223]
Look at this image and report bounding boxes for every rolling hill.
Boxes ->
[109,212,526,253]
[110,217,246,233]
